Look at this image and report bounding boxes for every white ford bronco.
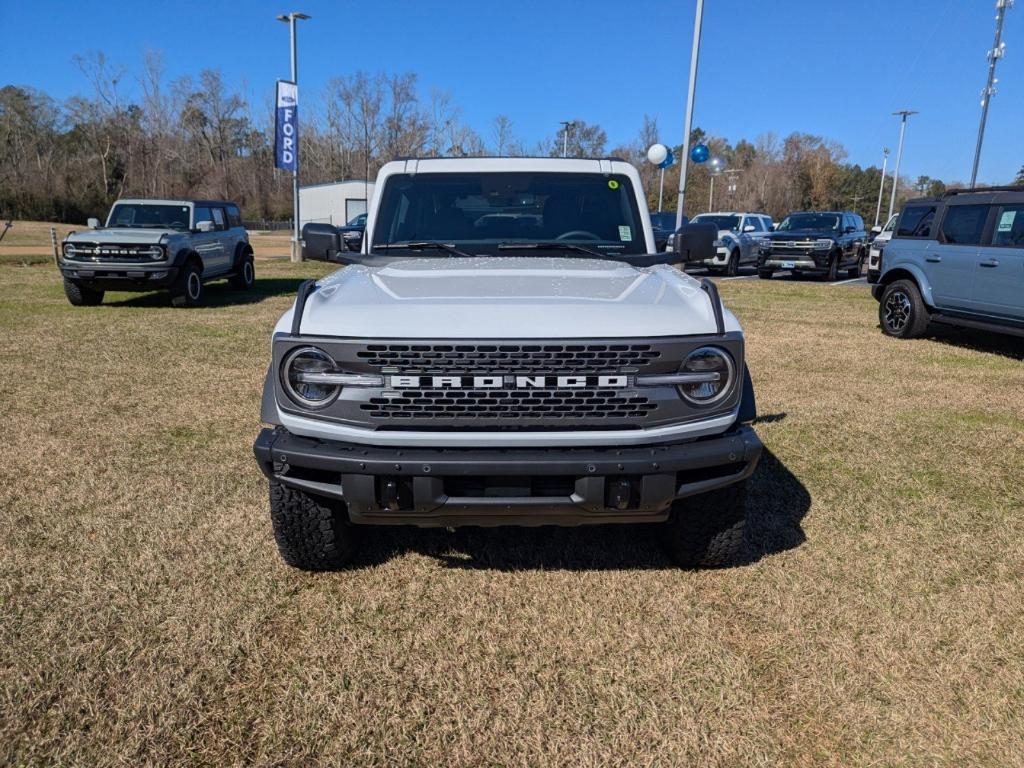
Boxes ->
[253,157,762,569]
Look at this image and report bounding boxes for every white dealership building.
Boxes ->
[299,180,375,227]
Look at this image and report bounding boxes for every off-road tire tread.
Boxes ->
[726,249,740,277]
[269,480,357,570]
[663,482,747,569]
[63,278,103,306]
[228,252,255,290]
[879,278,930,339]
[170,261,202,307]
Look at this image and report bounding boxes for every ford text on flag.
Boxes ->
[275,81,298,172]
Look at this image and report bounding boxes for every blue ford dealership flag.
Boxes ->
[275,81,298,172]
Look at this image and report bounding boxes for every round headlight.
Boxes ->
[678,346,735,406]
[283,347,339,408]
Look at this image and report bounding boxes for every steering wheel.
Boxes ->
[169,220,187,229]
[555,230,601,241]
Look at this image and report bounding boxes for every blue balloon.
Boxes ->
[690,143,710,163]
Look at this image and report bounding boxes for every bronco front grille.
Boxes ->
[361,387,658,424]
[354,343,661,373]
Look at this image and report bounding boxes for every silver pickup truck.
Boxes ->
[254,157,762,569]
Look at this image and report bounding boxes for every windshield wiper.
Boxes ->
[374,242,473,258]
[497,242,610,258]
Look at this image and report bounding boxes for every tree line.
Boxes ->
[0,52,990,227]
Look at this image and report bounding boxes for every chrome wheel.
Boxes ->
[884,290,911,332]
[243,260,254,285]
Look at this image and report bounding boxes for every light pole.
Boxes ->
[277,11,310,262]
[675,0,705,230]
[888,110,917,221]
[970,0,1013,188]
[560,121,576,158]
[874,148,889,227]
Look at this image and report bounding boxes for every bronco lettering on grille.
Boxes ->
[387,375,630,389]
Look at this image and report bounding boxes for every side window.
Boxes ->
[940,204,989,245]
[896,205,937,238]
[853,214,864,231]
[990,204,1024,248]
[747,217,763,232]
[193,206,213,230]
[211,207,227,231]
[227,205,243,228]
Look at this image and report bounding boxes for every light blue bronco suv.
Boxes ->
[872,187,1024,339]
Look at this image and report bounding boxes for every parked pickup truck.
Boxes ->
[254,157,762,570]
[58,199,255,306]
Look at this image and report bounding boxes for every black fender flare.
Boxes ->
[233,241,254,269]
[737,365,757,425]
[172,248,203,273]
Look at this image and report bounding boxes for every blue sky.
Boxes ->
[2,0,1020,184]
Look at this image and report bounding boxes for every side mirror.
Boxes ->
[845,225,856,233]
[87,217,100,229]
[768,224,776,231]
[743,225,756,233]
[196,220,215,233]
[669,222,717,263]
[870,226,882,234]
[302,222,345,262]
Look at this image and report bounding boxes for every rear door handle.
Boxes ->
[925,255,941,263]
[980,259,1000,268]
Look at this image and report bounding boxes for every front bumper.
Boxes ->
[253,425,763,527]
[699,247,730,267]
[760,256,824,271]
[59,260,179,290]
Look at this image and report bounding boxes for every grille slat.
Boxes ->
[361,388,658,421]
[355,343,661,374]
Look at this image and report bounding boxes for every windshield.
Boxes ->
[649,212,676,230]
[777,213,841,231]
[370,172,647,255]
[692,214,740,231]
[107,203,191,230]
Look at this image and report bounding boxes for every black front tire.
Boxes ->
[662,482,747,569]
[725,249,740,277]
[63,278,103,306]
[879,279,930,339]
[228,252,255,290]
[170,261,204,307]
[825,253,839,282]
[269,481,359,570]
[757,268,773,280]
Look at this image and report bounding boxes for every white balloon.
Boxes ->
[709,156,727,174]
[647,143,669,165]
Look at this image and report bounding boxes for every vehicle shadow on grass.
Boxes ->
[924,324,1024,360]
[352,448,809,572]
[104,278,308,309]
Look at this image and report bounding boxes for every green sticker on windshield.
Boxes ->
[607,179,619,190]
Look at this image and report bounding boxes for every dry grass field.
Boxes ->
[1,257,1022,767]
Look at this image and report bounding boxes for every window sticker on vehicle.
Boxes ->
[618,225,632,242]
[998,210,1016,232]
[607,179,619,190]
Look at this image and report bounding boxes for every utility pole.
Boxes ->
[560,121,576,158]
[874,148,889,227]
[277,11,310,262]
[970,0,1013,188]
[675,0,705,230]
[888,110,917,221]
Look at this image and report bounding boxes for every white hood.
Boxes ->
[281,257,739,339]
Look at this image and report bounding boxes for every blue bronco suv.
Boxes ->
[872,187,1024,339]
